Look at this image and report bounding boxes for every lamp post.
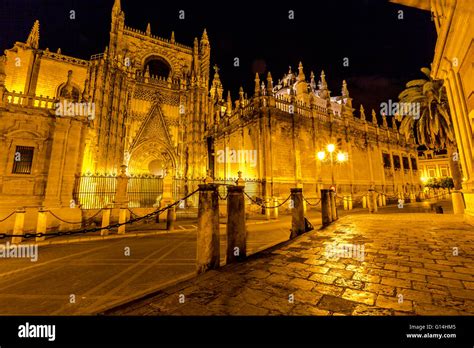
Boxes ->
[317,143,348,188]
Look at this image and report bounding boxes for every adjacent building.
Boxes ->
[391,0,474,222]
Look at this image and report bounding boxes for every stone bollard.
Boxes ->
[11,208,26,244]
[410,192,416,202]
[35,207,47,242]
[367,189,378,213]
[101,206,111,236]
[196,184,220,273]
[226,185,246,263]
[382,194,387,206]
[117,207,127,234]
[321,189,332,226]
[166,206,176,231]
[272,198,279,219]
[362,195,367,209]
[265,198,271,220]
[330,191,338,221]
[348,195,353,210]
[290,188,305,239]
[343,196,348,210]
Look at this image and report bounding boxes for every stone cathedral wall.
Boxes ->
[213,111,421,199]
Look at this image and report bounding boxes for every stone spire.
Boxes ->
[171,31,175,44]
[392,116,398,132]
[26,20,40,49]
[382,112,388,128]
[318,70,328,90]
[226,91,232,116]
[254,73,260,97]
[60,70,74,99]
[239,86,244,104]
[371,109,378,126]
[82,79,89,102]
[360,105,366,121]
[341,80,349,98]
[201,28,209,43]
[210,64,223,101]
[297,61,305,81]
[266,72,273,95]
[318,70,329,99]
[112,0,121,14]
[146,23,151,36]
[144,65,150,80]
[199,29,210,86]
[310,71,316,91]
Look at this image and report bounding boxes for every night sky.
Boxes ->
[0,0,436,116]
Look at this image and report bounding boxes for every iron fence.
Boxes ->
[73,174,164,209]
[127,174,163,208]
[73,174,116,209]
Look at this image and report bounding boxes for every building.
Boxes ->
[0,0,421,233]
[418,149,452,181]
[391,0,473,222]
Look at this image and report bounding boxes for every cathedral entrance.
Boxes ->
[127,140,176,207]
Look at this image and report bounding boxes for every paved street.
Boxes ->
[0,199,469,316]
[0,215,295,315]
[108,210,474,316]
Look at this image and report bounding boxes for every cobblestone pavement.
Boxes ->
[109,213,474,316]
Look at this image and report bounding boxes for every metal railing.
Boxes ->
[127,174,163,208]
[73,174,116,209]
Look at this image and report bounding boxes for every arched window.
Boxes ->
[143,56,171,79]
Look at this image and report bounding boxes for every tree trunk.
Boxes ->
[447,144,463,190]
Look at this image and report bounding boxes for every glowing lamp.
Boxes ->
[336,152,347,162]
[327,144,335,153]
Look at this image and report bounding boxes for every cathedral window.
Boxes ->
[12,146,34,174]
[402,156,410,171]
[393,155,401,169]
[382,153,391,169]
[411,157,418,171]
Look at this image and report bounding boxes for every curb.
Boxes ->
[97,272,197,315]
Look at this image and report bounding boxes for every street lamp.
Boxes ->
[336,152,346,163]
[317,143,347,187]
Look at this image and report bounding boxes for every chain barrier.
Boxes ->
[0,210,16,223]
[303,196,321,206]
[46,207,106,225]
[127,208,141,219]
[0,189,200,240]
[243,192,292,209]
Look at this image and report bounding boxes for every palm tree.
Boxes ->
[396,67,462,190]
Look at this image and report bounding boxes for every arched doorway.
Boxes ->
[127,140,177,206]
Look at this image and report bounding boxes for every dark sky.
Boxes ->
[0,0,436,116]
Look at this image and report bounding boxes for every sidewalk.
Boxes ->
[106,212,474,316]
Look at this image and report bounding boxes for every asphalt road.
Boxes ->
[0,214,297,315]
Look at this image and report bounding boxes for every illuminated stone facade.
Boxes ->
[209,64,421,198]
[0,0,421,229]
